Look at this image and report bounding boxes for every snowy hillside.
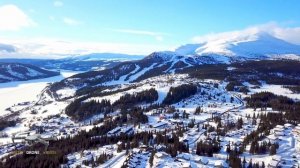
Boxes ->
[176,32,300,61]
[0,63,59,83]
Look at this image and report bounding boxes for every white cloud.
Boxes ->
[112,28,168,41]
[63,17,81,26]
[0,4,35,31]
[192,22,300,45]
[54,1,63,7]
[0,37,175,58]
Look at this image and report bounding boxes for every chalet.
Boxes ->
[267,134,278,142]
[117,141,123,146]
[176,153,191,161]
[234,141,242,147]
[151,122,168,129]
[284,123,293,128]
[107,127,121,136]
[140,145,148,151]
[274,131,284,137]
[156,144,166,151]
[120,126,134,135]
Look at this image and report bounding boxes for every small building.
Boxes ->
[107,127,121,135]
[156,144,166,151]
[120,126,134,135]
[151,122,168,129]
[284,123,293,128]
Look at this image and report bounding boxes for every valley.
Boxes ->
[1,3,300,167]
[1,55,300,167]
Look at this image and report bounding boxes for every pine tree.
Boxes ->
[269,144,277,155]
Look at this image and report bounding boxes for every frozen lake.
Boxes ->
[0,71,79,116]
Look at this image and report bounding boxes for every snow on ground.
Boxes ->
[65,145,124,168]
[127,63,157,82]
[0,71,79,116]
[102,64,160,86]
[86,74,189,104]
[56,88,76,99]
[250,84,300,100]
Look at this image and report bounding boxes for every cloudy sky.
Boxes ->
[0,0,300,58]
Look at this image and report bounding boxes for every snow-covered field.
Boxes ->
[250,84,300,100]
[0,71,78,116]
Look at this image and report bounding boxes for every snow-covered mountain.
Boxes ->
[42,31,300,100]
[0,53,144,71]
[69,53,144,61]
[176,32,300,61]
[0,63,60,83]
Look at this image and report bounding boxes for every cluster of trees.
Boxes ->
[2,115,154,168]
[196,138,221,157]
[240,112,284,156]
[114,88,158,107]
[180,60,300,86]
[82,153,113,167]
[75,85,112,97]
[226,81,250,94]
[162,84,197,105]
[228,147,242,168]
[119,107,149,124]
[283,85,300,94]
[0,120,16,131]
[226,81,242,91]
[65,89,158,121]
[154,132,189,157]
[245,91,300,123]
[194,106,203,114]
[249,140,278,155]
[49,62,138,98]
[65,99,113,121]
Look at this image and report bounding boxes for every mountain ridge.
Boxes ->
[0,62,60,83]
[175,31,300,61]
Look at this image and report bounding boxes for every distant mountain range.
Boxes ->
[44,31,300,99]
[0,53,144,71]
[0,63,60,83]
[1,31,300,86]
